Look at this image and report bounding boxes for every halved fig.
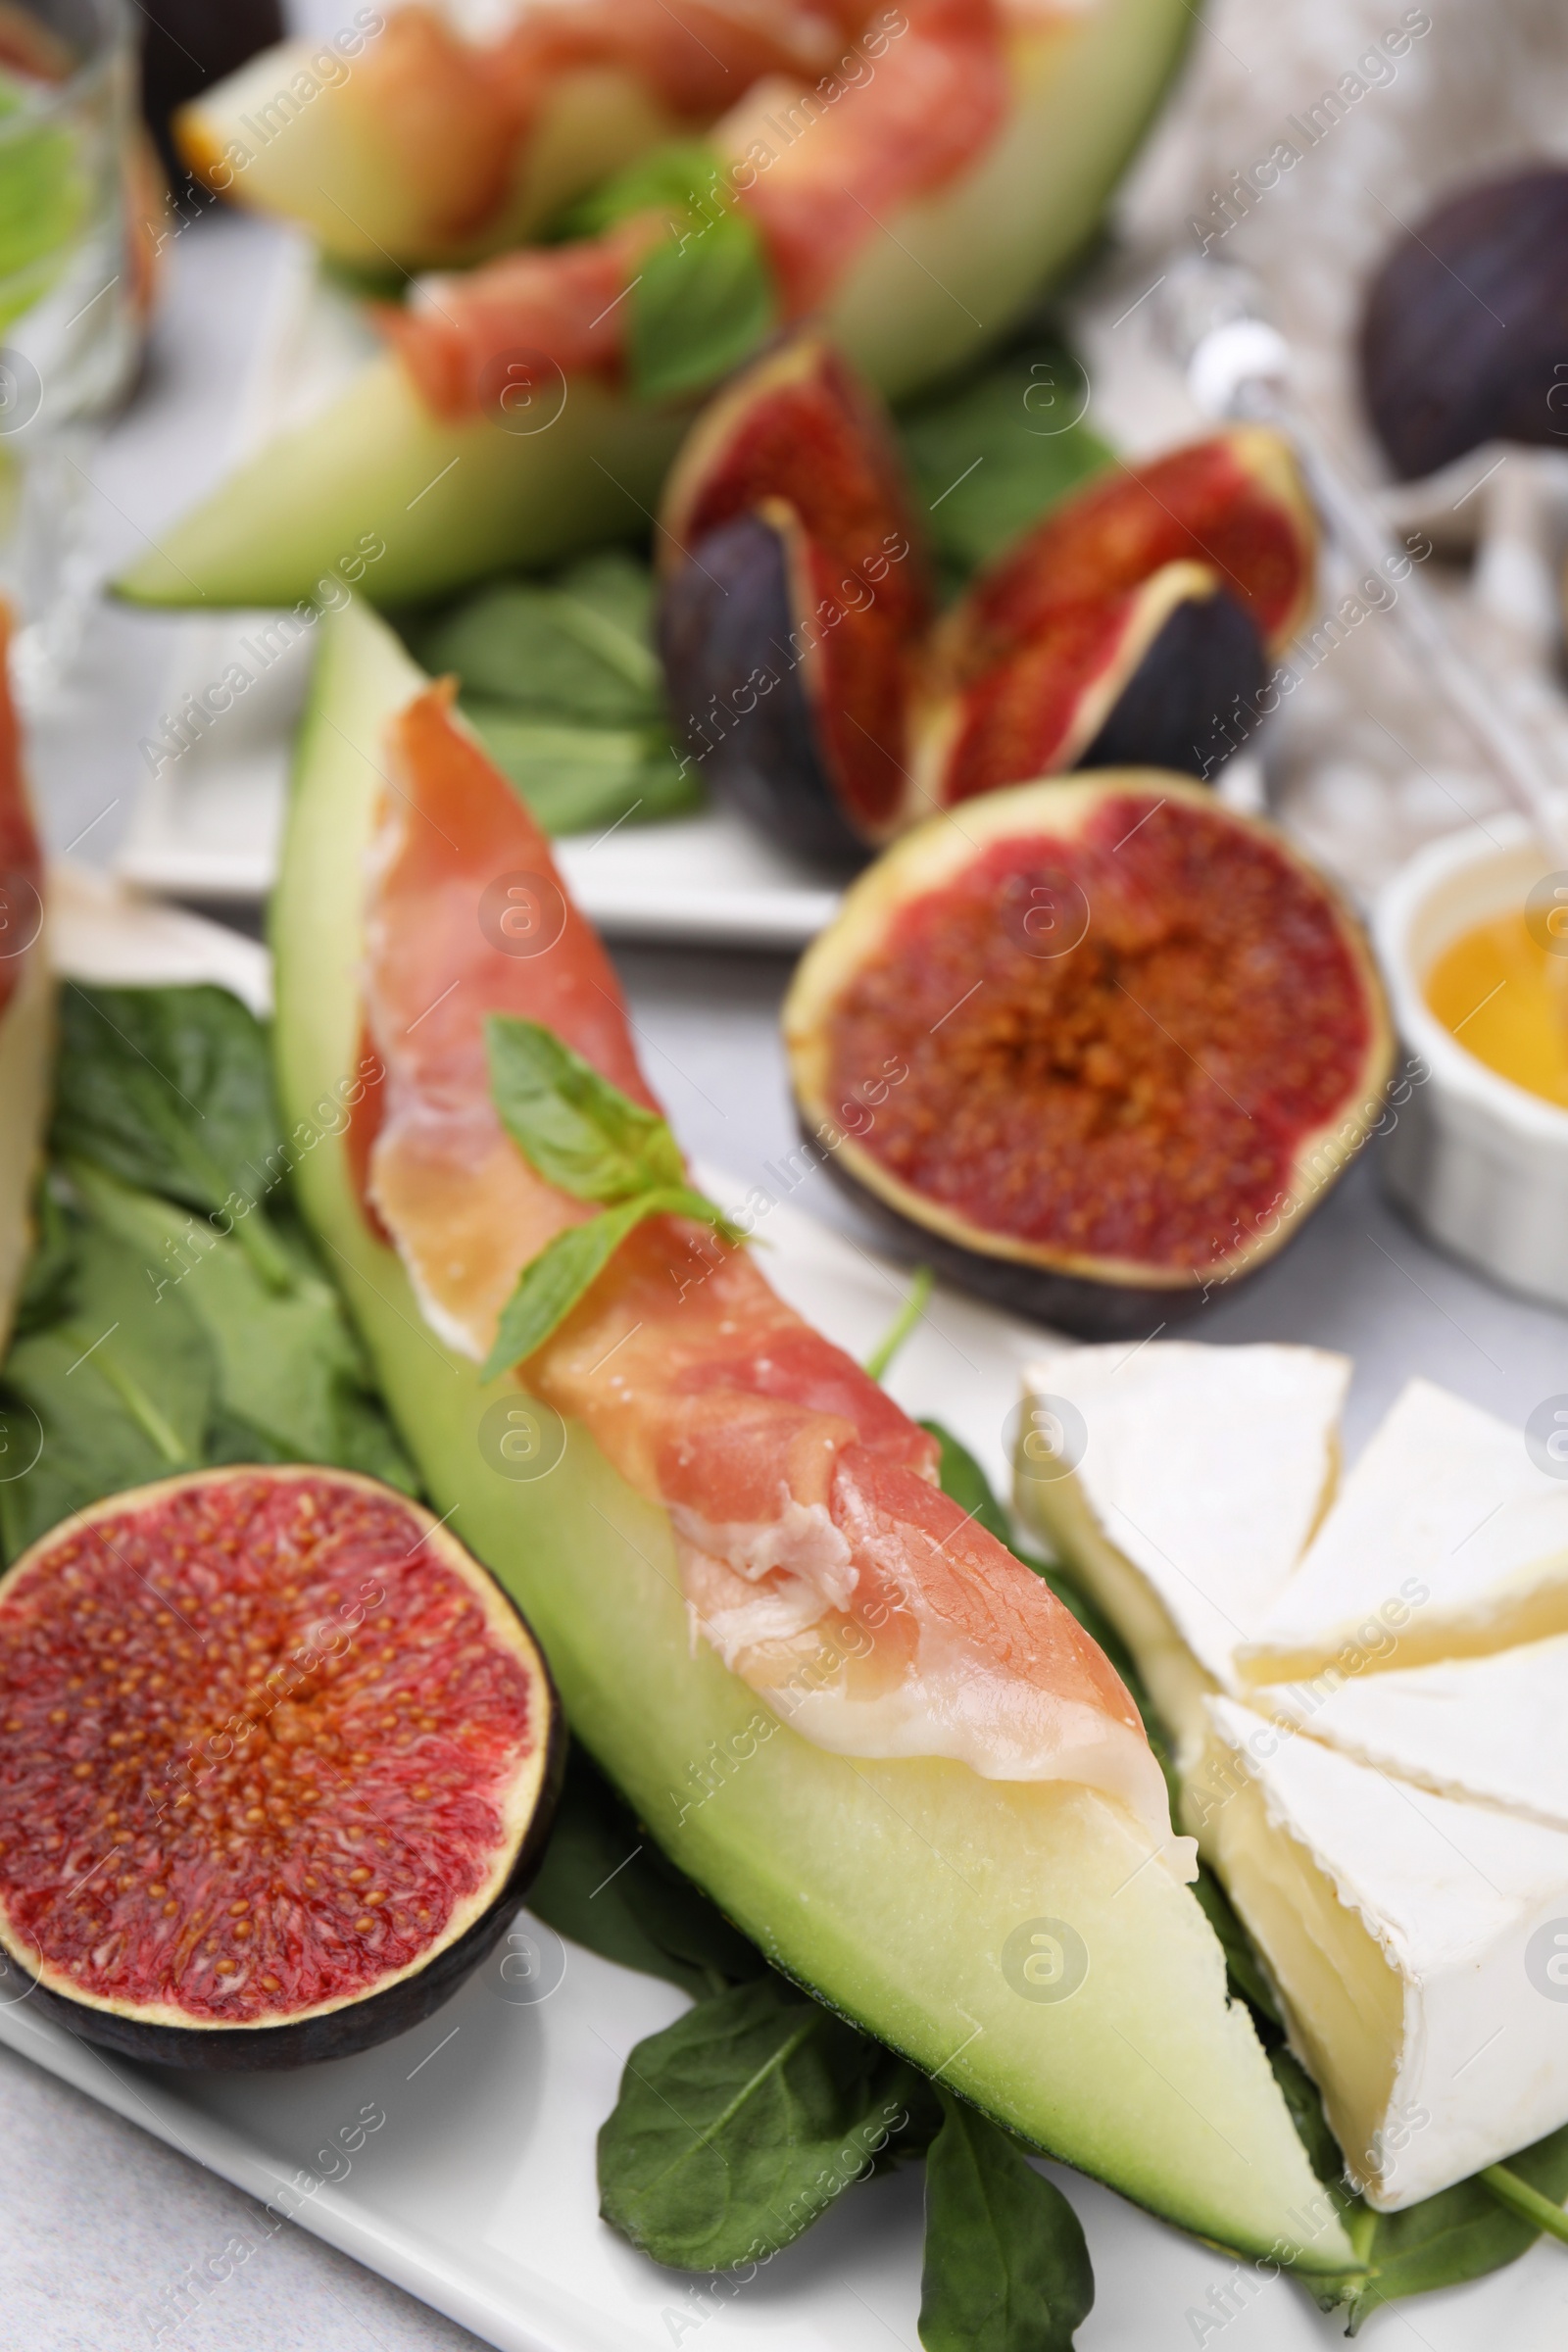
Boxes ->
[659,335,929,858]
[0,1466,563,2068]
[658,340,1315,858]
[914,560,1267,808]
[784,773,1393,1337]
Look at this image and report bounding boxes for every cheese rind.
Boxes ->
[1014,1342,1348,1763]
[1240,1379,1568,1686]
[1201,1696,1568,2208]
[1255,1634,1568,1832]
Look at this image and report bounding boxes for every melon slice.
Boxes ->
[1014,1342,1349,1768]
[118,0,1197,612]
[1239,1379,1568,1686]
[1200,1695,1568,2210]
[269,598,1358,2272]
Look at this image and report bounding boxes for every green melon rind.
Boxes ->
[268,601,1358,2278]
[117,0,1197,612]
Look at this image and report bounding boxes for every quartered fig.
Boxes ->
[1360,167,1568,479]
[658,335,928,861]
[657,338,1316,858]
[915,561,1267,807]
[784,773,1393,1336]
[0,1466,563,2067]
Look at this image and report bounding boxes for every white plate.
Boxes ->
[14,884,1567,2351]
[114,251,846,950]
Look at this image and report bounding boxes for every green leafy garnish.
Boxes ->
[630,208,776,404]
[555,137,776,403]
[483,1016,743,1375]
[863,1263,933,1382]
[919,2092,1094,2352]
[529,1748,766,1999]
[896,331,1111,591]
[598,1974,928,2269]
[0,983,415,1560]
[399,550,701,838]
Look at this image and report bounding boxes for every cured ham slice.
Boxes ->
[353,686,1193,1874]
[379,0,1010,419]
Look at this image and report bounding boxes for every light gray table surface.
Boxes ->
[8,145,1568,2352]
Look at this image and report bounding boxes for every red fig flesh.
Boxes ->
[0,1466,562,2067]
[658,342,1315,857]
[785,774,1393,1335]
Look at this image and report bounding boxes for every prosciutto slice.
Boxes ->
[353,685,1194,1875]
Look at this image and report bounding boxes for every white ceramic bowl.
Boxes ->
[1374,815,1568,1308]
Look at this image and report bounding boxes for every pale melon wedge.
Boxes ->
[1014,1343,1348,1772]
[119,0,1195,612]
[118,358,687,612]
[179,41,678,269]
[269,600,1356,2275]
[1239,1379,1568,1686]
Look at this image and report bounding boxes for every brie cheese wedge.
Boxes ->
[1240,1379,1568,1687]
[1201,1695,1568,2209]
[1254,1635,1568,1833]
[1014,1342,1348,1765]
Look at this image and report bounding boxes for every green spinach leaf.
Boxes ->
[52,983,292,1289]
[0,1215,214,1558]
[598,1974,918,2269]
[528,1748,765,1997]
[66,1161,413,1491]
[897,334,1111,589]
[1340,2122,1568,2330]
[462,710,699,837]
[919,2091,1094,2352]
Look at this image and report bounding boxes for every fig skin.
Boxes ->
[659,338,1314,856]
[1074,583,1265,778]
[1360,167,1568,479]
[659,512,877,869]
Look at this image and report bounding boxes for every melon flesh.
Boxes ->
[270,600,1356,2273]
[119,0,1197,612]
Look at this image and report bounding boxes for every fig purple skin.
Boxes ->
[660,515,872,869]
[1359,166,1568,479]
[1076,585,1265,780]
[660,537,1267,869]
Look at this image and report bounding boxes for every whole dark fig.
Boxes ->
[1359,166,1568,480]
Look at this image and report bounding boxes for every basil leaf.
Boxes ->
[66,1161,414,1492]
[630,209,776,405]
[896,332,1111,587]
[487,1016,684,1202]
[919,2092,1094,2352]
[555,139,729,240]
[482,1185,724,1377]
[528,1747,766,1997]
[52,984,293,1290]
[598,1975,914,2269]
[1198,1866,1285,2031]
[0,1216,214,1560]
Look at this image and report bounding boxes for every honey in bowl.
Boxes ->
[1425,907,1568,1108]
